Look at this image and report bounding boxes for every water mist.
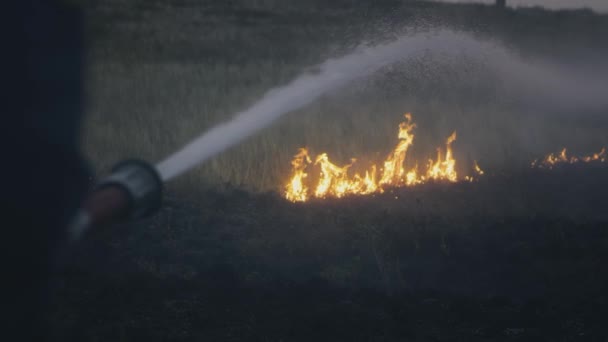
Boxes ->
[155,29,608,181]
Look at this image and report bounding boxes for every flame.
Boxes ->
[380,113,416,185]
[405,165,421,186]
[465,161,485,182]
[284,113,483,202]
[284,148,311,202]
[284,114,606,202]
[425,131,458,182]
[313,154,382,198]
[314,153,354,198]
[581,147,606,163]
[532,147,607,169]
[474,161,485,176]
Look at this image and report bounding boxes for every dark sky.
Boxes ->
[437,0,608,12]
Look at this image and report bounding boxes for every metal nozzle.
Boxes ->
[97,159,163,219]
[68,159,163,242]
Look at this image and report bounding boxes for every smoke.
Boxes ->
[156,30,608,181]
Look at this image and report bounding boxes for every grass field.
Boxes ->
[54,1,608,340]
[82,0,608,191]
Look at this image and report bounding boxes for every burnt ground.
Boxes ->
[50,164,608,341]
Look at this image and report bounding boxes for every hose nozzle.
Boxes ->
[68,159,163,242]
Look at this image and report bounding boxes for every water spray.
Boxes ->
[70,29,608,241]
[71,31,474,240]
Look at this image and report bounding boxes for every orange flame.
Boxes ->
[284,148,311,202]
[425,131,458,182]
[474,161,485,176]
[284,113,483,202]
[581,147,606,163]
[531,147,607,169]
[380,113,416,185]
[285,114,605,202]
[465,161,485,183]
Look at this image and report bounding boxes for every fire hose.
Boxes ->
[68,160,163,242]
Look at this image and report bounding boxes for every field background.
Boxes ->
[83,0,608,192]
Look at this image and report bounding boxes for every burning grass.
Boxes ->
[531,147,607,169]
[285,113,484,202]
[83,0,608,194]
[284,113,606,202]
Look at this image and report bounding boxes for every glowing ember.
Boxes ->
[465,161,485,182]
[581,148,607,162]
[474,161,485,176]
[531,147,607,169]
[284,113,483,202]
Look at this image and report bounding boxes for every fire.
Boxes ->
[284,113,483,202]
[284,114,605,202]
[313,154,381,198]
[425,131,458,182]
[464,161,485,183]
[581,147,606,163]
[284,148,311,202]
[474,161,485,176]
[531,147,607,169]
[379,113,416,185]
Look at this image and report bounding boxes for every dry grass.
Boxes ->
[83,1,608,192]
